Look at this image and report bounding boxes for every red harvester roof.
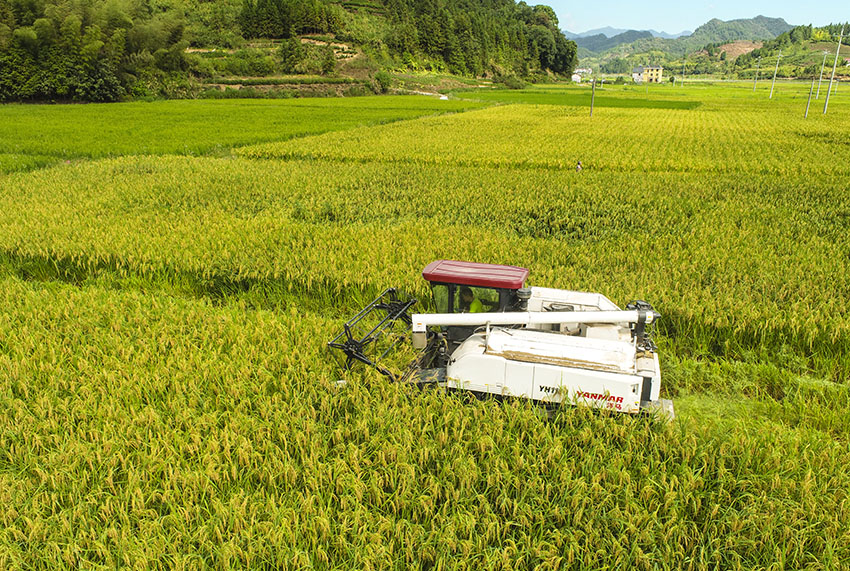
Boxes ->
[422,260,529,289]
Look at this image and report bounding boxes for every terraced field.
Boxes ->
[1,84,848,568]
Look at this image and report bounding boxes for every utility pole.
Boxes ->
[805,77,815,118]
[753,57,760,91]
[590,78,596,117]
[824,26,844,115]
[816,51,828,98]
[769,51,781,99]
[681,59,685,87]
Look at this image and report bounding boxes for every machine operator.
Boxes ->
[459,287,484,313]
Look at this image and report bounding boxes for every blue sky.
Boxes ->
[549,1,848,34]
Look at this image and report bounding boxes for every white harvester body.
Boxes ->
[412,286,665,415]
[329,261,673,419]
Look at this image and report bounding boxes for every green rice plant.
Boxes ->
[0,97,485,173]
[449,85,701,109]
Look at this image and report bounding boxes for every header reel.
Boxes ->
[327,288,417,381]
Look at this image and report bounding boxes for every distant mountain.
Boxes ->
[568,27,629,38]
[576,16,795,59]
[575,30,654,52]
[593,22,840,79]
[650,29,691,39]
[564,27,690,40]
[687,16,793,45]
[566,14,790,49]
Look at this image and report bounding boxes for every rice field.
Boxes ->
[0,97,483,174]
[0,83,848,568]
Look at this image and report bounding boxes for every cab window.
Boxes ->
[454,286,500,313]
[431,284,450,313]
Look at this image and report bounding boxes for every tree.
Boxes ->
[551,33,577,74]
[527,25,554,69]
[278,36,303,73]
[319,44,334,75]
[386,20,417,56]
[59,14,82,51]
[532,5,557,28]
[238,0,257,38]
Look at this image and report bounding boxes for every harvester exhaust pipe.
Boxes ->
[516,287,532,311]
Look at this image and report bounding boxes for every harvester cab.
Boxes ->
[420,260,530,354]
[328,260,673,419]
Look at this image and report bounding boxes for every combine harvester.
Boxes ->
[329,260,674,418]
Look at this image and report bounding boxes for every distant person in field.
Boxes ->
[576,160,583,172]
[459,287,484,313]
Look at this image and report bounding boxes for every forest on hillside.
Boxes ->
[596,22,847,79]
[0,0,576,102]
